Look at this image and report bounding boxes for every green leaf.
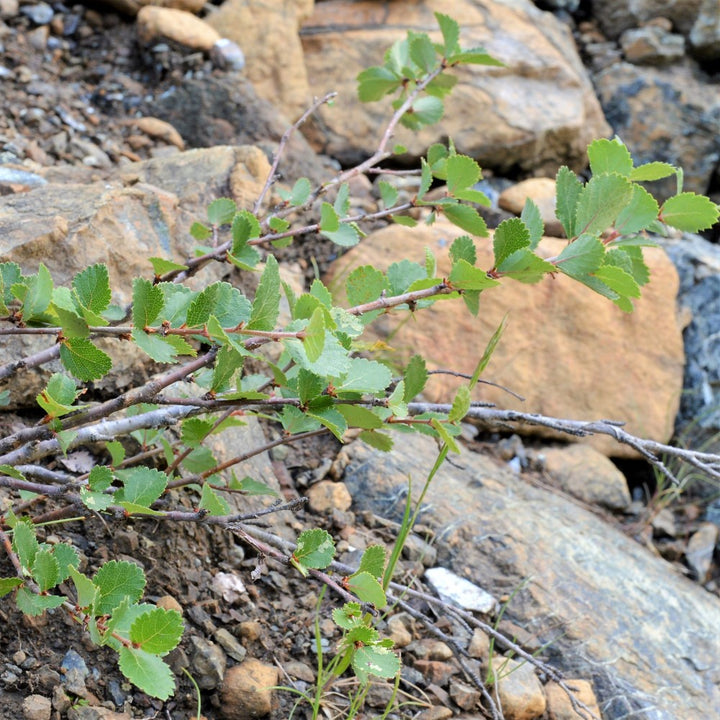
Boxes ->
[0,262,21,314]
[555,235,605,278]
[324,223,361,248]
[661,193,720,232]
[614,185,659,235]
[60,335,112,381]
[80,488,114,512]
[207,198,237,226]
[16,587,65,616]
[449,259,499,291]
[575,173,633,236]
[378,181,398,209]
[229,475,278,496]
[180,418,215,448]
[94,560,146,615]
[387,381,408,417]
[447,48,504,66]
[410,33,437,72]
[131,330,180,364]
[448,384,471,422]
[357,65,401,102]
[199,483,231,516]
[358,430,394,451]
[13,520,38,570]
[308,406,348,441]
[68,566,98,610]
[132,277,164,329]
[334,183,351,217]
[435,12,460,55]
[148,257,188,276]
[36,373,84,418]
[268,216,290,232]
[443,203,488,236]
[555,166,583,238]
[32,549,59,592]
[280,405,322,435]
[607,246,650,286]
[118,647,175,700]
[0,577,23,598]
[346,266,386,307]
[106,441,126,467]
[298,368,325,405]
[130,607,184,655]
[630,161,676,182]
[347,571,386,608]
[402,96,444,130]
[355,545,386,580]
[430,418,460,453]
[52,543,79,584]
[333,602,363,630]
[190,282,251,329]
[593,265,640,299]
[449,236,476,266]
[20,263,54,323]
[292,529,335,575]
[387,260,426,296]
[72,263,111,318]
[182,447,217,474]
[498,249,555,283]
[248,255,280,330]
[352,645,400,684]
[190,222,212,241]
[285,331,351,377]
[51,296,90,338]
[587,137,633,177]
[403,355,428,402]
[287,177,312,206]
[117,467,167,508]
[418,158,433,201]
[446,155,481,194]
[336,405,384,429]
[320,202,340,233]
[336,358,393,395]
[493,218,531,267]
[521,199,544,250]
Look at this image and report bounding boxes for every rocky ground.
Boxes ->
[1,4,719,720]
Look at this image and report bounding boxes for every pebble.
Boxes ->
[449,678,481,710]
[412,659,458,686]
[387,615,413,647]
[220,659,278,719]
[416,707,453,720]
[685,522,719,583]
[22,694,51,720]
[424,566,498,614]
[468,628,490,661]
[190,636,226,690]
[156,594,183,614]
[61,650,89,697]
[490,657,546,720]
[20,2,53,25]
[212,571,247,604]
[136,6,221,52]
[211,38,245,71]
[214,628,247,662]
[306,480,352,513]
[284,660,314,683]
[545,679,601,719]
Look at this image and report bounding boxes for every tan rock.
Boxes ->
[229,145,272,211]
[22,695,51,720]
[156,595,183,614]
[468,628,490,661]
[416,708,453,720]
[449,678,481,710]
[206,0,312,119]
[306,480,352,513]
[541,444,632,510]
[137,6,221,51]
[131,117,185,149]
[499,178,564,237]
[221,659,279,718]
[301,0,609,172]
[491,657,546,720]
[545,679,601,720]
[325,218,684,457]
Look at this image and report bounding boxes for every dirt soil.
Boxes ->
[0,7,717,720]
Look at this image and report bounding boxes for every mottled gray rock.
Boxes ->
[686,522,719,582]
[689,0,720,59]
[594,62,720,202]
[620,25,685,65]
[591,0,703,39]
[189,636,226,690]
[337,433,720,719]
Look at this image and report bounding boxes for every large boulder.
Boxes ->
[325,218,685,457]
[594,62,720,201]
[335,432,720,718]
[300,0,610,172]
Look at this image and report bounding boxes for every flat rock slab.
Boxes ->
[336,433,720,719]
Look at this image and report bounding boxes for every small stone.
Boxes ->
[12,650,27,665]
[686,522,719,583]
[215,628,247,663]
[651,508,677,538]
[426,641,453,661]
[20,2,53,24]
[424,567,498,614]
[402,534,438,567]
[491,657,546,720]
[61,650,89,697]
[284,660,314,683]
[190,636,227,690]
[156,595,183,615]
[212,571,247,604]
[412,659,458,687]
[137,6,221,51]
[22,694,51,720]
[211,38,246,71]
[498,178,564,237]
[132,117,184,149]
[541,444,631,511]
[52,685,71,714]
[468,628,490,661]
[306,480,352,513]
[620,25,685,65]
[449,678,481,710]
[0,0,19,19]
[220,659,279,718]
[27,26,49,51]
[387,615,412,647]
[416,707,453,720]
[546,679,601,720]
[239,620,263,643]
